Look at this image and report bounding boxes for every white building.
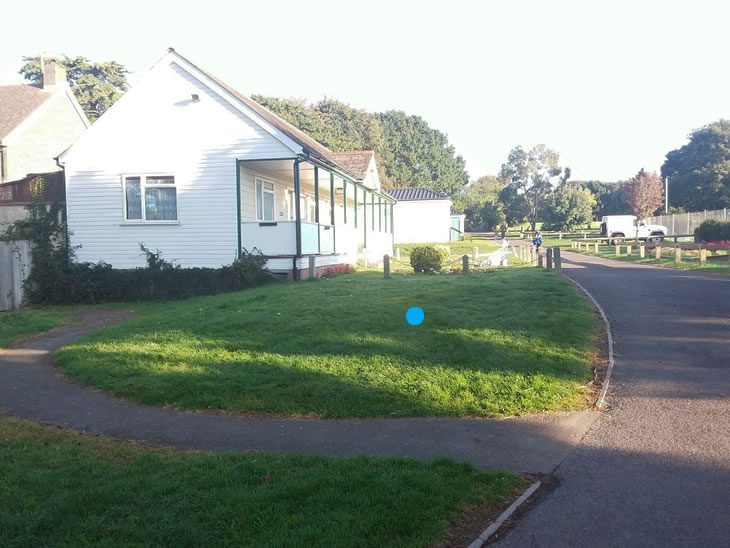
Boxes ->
[59,49,394,279]
[386,188,462,243]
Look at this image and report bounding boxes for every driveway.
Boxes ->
[497,251,730,547]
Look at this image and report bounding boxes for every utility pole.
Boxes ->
[665,176,669,214]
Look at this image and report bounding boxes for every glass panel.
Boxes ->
[145,187,177,220]
[264,182,274,191]
[146,176,174,185]
[256,181,263,220]
[263,190,274,221]
[125,177,142,220]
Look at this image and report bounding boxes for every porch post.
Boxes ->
[314,166,320,254]
[343,179,347,224]
[354,184,358,228]
[330,172,335,254]
[378,197,382,232]
[293,160,302,259]
[371,192,375,231]
[235,159,241,257]
[363,189,367,248]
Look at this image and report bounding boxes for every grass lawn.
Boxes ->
[0,414,525,548]
[56,269,599,418]
[572,244,730,276]
[395,239,500,259]
[0,309,73,349]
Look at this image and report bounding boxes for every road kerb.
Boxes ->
[467,481,542,548]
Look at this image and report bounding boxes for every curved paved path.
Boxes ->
[497,251,730,547]
[0,310,596,475]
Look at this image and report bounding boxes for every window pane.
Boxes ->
[145,188,177,220]
[264,182,274,191]
[256,181,263,220]
[263,191,274,221]
[147,176,174,185]
[126,177,142,220]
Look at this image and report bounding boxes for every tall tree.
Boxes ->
[576,180,632,218]
[498,144,569,230]
[624,169,664,219]
[20,55,129,122]
[454,175,504,230]
[661,119,730,210]
[542,184,596,230]
[498,184,530,227]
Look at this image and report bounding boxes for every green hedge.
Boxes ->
[25,245,272,305]
[409,246,450,272]
[694,219,730,243]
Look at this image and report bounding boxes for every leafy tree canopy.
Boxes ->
[454,175,504,231]
[542,184,596,230]
[498,144,569,230]
[661,119,730,210]
[20,55,129,122]
[574,180,632,218]
[624,168,664,219]
[252,96,469,196]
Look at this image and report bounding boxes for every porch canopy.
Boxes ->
[237,156,395,259]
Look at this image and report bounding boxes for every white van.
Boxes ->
[599,215,667,244]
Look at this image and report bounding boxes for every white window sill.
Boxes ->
[120,221,180,226]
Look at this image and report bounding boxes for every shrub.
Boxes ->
[410,245,449,273]
[694,219,730,243]
[460,233,472,242]
[317,264,355,279]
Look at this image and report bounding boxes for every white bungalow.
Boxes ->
[386,188,463,243]
[59,49,394,279]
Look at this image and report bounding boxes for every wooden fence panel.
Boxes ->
[0,240,31,311]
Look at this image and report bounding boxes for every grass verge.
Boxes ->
[0,309,73,350]
[56,269,599,418]
[0,414,525,547]
[572,244,730,275]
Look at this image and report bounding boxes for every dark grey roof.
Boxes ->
[385,188,449,201]
[0,85,52,142]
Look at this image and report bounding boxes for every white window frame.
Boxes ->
[121,174,178,224]
[255,176,276,222]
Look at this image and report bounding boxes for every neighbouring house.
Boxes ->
[59,49,394,279]
[0,61,89,184]
[385,188,461,243]
[0,171,65,232]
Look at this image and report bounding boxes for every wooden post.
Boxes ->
[675,247,682,263]
[615,245,620,257]
[537,248,543,268]
[384,254,390,278]
[308,255,316,278]
[559,232,563,240]
[472,246,479,263]
[546,247,553,271]
[396,247,401,261]
[530,246,535,265]
[639,244,645,259]
[594,241,599,253]
[655,245,662,260]
[699,247,707,266]
[462,254,469,276]
[583,232,587,239]
[571,240,576,249]
[627,244,632,256]
[553,247,562,273]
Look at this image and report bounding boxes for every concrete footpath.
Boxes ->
[497,251,730,547]
[0,310,597,475]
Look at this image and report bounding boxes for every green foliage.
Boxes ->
[409,245,449,272]
[498,184,530,226]
[251,96,469,196]
[624,169,664,219]
[694,219,730,242]
[578,180,632,218]
[20,55,129,121]
[542,184,597,231]
[661,119,730,210]
[455,175,505,231]
[498,145,570,230]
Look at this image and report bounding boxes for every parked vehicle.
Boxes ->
[599,215,667,244]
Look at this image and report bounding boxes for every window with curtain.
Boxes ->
[255,178,275,221]
[124,175,177,221]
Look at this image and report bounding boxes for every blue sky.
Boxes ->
[1,0,728,182]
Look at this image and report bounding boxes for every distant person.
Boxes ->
[533,231,543,253]
[500,223,507,239]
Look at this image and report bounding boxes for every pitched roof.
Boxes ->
[385,188,449,201]
[329,151,374,180]
[0,85,52,142]
[171,50,365,182]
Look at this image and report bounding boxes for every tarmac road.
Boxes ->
[497,251,730,547]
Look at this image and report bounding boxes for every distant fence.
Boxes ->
[0,240,31,311]
[644,208,729,235]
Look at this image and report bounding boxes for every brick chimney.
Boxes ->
[42,60,66,90]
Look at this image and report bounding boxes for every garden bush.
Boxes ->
[694,219,730,243]
[409,245,450,272]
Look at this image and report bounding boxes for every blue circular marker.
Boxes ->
[406,307,424,326]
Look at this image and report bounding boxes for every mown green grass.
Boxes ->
[396,240,500,259]
[573,244,730,276]
[56,269,599,418]
[0,414,524,548]
[0,309,73,349]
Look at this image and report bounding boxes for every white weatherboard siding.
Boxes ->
[392,200,452,244]
[64,60,295,268]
